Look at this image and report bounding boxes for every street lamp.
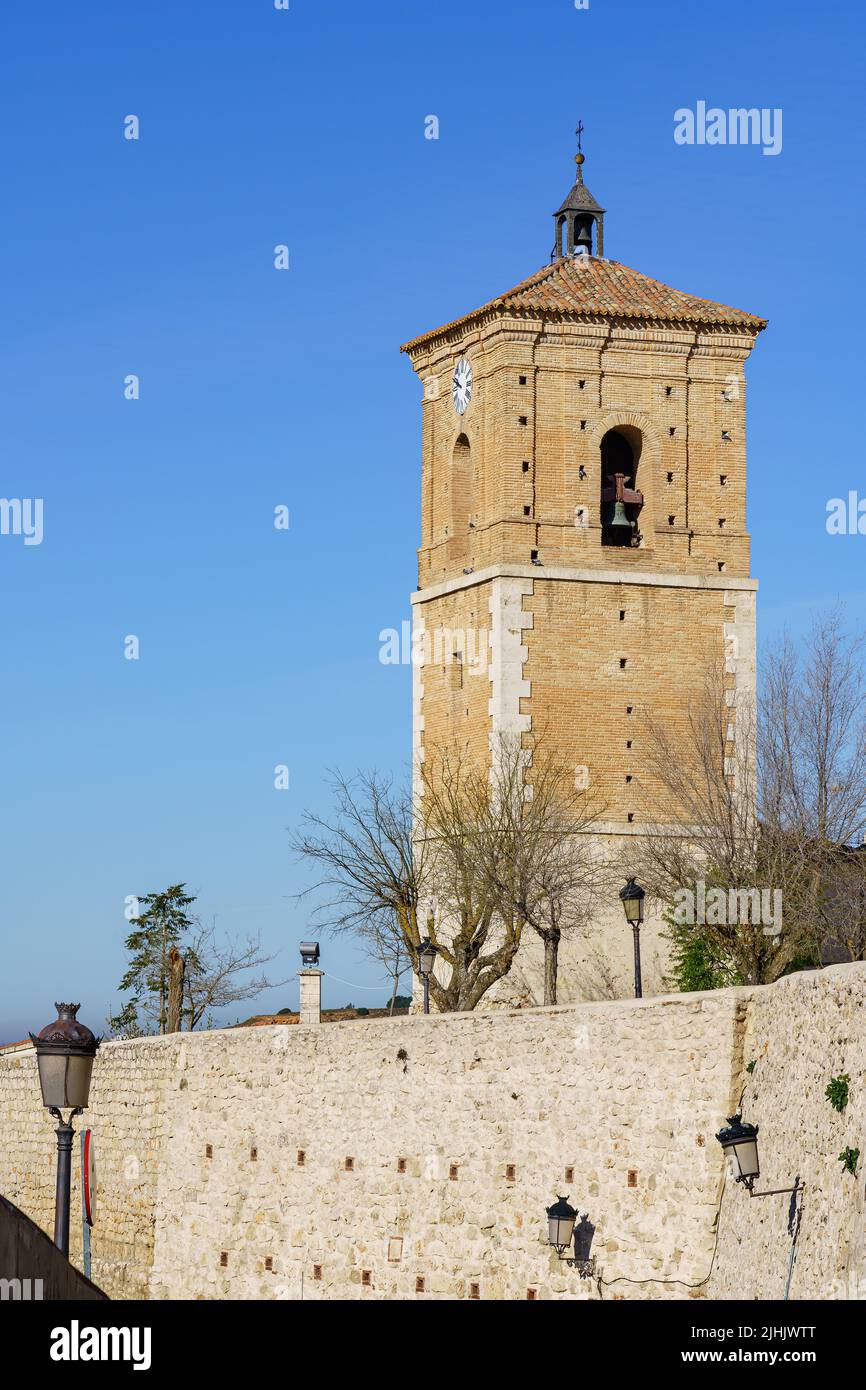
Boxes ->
[716,1114,760,1188]
[546,1194,577,1256]
[29,1003,100,1256]
[417,938,438,1015]
[715,1113,803,1199]
[619,877,645,998]
[545,1195,596,1278]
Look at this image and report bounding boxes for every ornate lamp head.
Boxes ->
[30,1004,100,1112]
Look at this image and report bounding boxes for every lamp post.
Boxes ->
[30,1003,100,1257]
[417,938,438,1015]
[619,877,645,998]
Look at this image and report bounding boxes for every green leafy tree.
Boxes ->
[118,884,199,1034]
[663,912,742,993]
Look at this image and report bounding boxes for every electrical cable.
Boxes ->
[596,1174,727,1299]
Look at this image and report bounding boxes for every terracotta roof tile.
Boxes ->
[401,255,767,352]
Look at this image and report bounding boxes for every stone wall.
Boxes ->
[0,1194,106,1301]
[0,1036,169,1300]
[0,966,863,1301]
[709,965,866,1301]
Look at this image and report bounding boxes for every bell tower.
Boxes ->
[401,132,766,1002]
[552,122,605,259]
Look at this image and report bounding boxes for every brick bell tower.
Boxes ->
[400,130,766,1002]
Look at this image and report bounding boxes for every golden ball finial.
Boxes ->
[575,151,585,166]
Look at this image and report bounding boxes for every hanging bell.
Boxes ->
[574,221,592,255]
[609,499,632,534]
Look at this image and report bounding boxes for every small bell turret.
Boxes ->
[552,122,605,260]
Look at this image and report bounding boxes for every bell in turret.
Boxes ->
[608,499,633,535]
[574,216,593,256]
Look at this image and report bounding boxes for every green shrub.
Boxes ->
[838,1146,859,1176]
[662,914,740,993]
[826,1074,850,1113]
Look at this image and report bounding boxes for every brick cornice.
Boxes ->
[411,563,758,605]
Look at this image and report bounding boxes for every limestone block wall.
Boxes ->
[0,1037,169,1299]
[1,966,863,1302]
[709,965,866,1301]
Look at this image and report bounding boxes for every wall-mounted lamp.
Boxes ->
[299,941,320,968]
[715,1114,803,1199]
[545,1195,596,1279]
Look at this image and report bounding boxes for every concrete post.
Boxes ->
[299,969,323,1025]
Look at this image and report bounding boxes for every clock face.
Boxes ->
[452,357,473,415]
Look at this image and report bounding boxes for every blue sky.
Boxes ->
[1,0,864,1041]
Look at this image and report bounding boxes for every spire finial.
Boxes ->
[575,120,585,181]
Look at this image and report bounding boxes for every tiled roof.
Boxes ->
[556,180,604,215]
[401,255,767,352]
[235,1008,410,1028]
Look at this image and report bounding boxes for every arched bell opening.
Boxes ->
[555,216,566,258]
[600,427,644,547]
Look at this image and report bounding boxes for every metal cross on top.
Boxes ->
[575,120,584,152]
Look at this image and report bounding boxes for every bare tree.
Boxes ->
[417,745,523,1011]
[354,913,411,1013]
[291,765,512,1012]
[291,769,431,995]
[292,737,605,1011]
[481,734,606,1005]
[634,663,812,983]
[760,609,866,963]
[635,611,866,985]
[761,610,866,843]
[819,847,866,962]
[184,923,288,1030]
